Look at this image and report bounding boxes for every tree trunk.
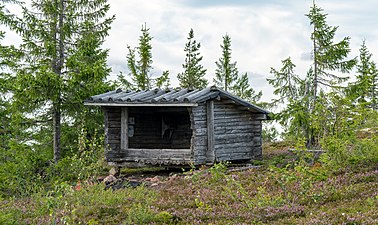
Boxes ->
[53,105,61,163]
[53,0,65,163]
[225,75,228,92]
[312,25,318,111]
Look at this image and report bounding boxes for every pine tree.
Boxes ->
[307,3,356,108]
[5,0,114,162]
[178,28,208,89]
[119,23,169,90]
[214,34,238,92]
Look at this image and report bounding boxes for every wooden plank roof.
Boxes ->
[84,86,270,115]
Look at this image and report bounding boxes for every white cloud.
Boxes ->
[104,1,317,101]
[4,0,378,102]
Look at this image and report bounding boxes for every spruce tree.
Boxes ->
[233,73,262,104]
[5,0,114,162]
[214,34,261,102]
[268,57,302,105]
[119,23,170,90]
[347,41,378,110]
[268,3,357,147]
[214,34,238,92]
[130,23,153,90]
[0,31,22,150]
[307,3,356,107]
[269,58,312,140]
[306,2,357,146]
[65,20,114,131]
[178,28,208,89]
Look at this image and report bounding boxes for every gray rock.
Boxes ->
[109,167,120,177]
[103,175,117,185]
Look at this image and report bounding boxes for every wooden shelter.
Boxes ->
[85,86,270,167]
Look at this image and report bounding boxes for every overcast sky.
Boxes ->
[102,0,378,101]
[4,0,378,102]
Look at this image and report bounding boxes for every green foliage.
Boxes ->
[269,59,313,143]
[45,127,106,183]
[1,0,114,163]
[347,40,378,110]
[155,70,170,89]
[269,3,358,148]
[232,72,262,104]
[137,24,154,89]
[208,162,228,182]
[0,141,48,198]
[320,126,378,171]
[268,57,302,105]
[214,34,238,92]
[126,23,153,90]
[0,121,107,198]
[0,183,168,224]
[307,3,356,100]
[262,123,279,143]
[118,23,170,91]
[214,34,262,103]
[0,3,23,151]
[1,153,377,224]
[178,28,208,89]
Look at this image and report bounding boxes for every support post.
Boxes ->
[206,100,215,163]
[104,108,109,153]
[121,107,129,153]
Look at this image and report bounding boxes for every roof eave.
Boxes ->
[218,91,270,115]
[84,102,198,107]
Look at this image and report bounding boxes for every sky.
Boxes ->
[4,0,378,102]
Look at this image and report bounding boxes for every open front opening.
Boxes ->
[128,107,192,149]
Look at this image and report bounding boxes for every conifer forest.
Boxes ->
[0,1,377,224]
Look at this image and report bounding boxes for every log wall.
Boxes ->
[111,148,192,165]
[104,99,264,165]
[190,103,208,164]
[213,99,263,161]
[104,107,122,159]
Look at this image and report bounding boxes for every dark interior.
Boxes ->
[128,107,192,149]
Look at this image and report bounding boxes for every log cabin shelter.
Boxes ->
[84,86,270,167]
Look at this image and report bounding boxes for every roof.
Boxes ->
[84,86,270,115]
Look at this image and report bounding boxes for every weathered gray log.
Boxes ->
[121,107,128,153]
[215,146,253,154]
[206,100,215,163]
[104,108,109,153]
[108,148,193,163]
[217,152,251,161]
